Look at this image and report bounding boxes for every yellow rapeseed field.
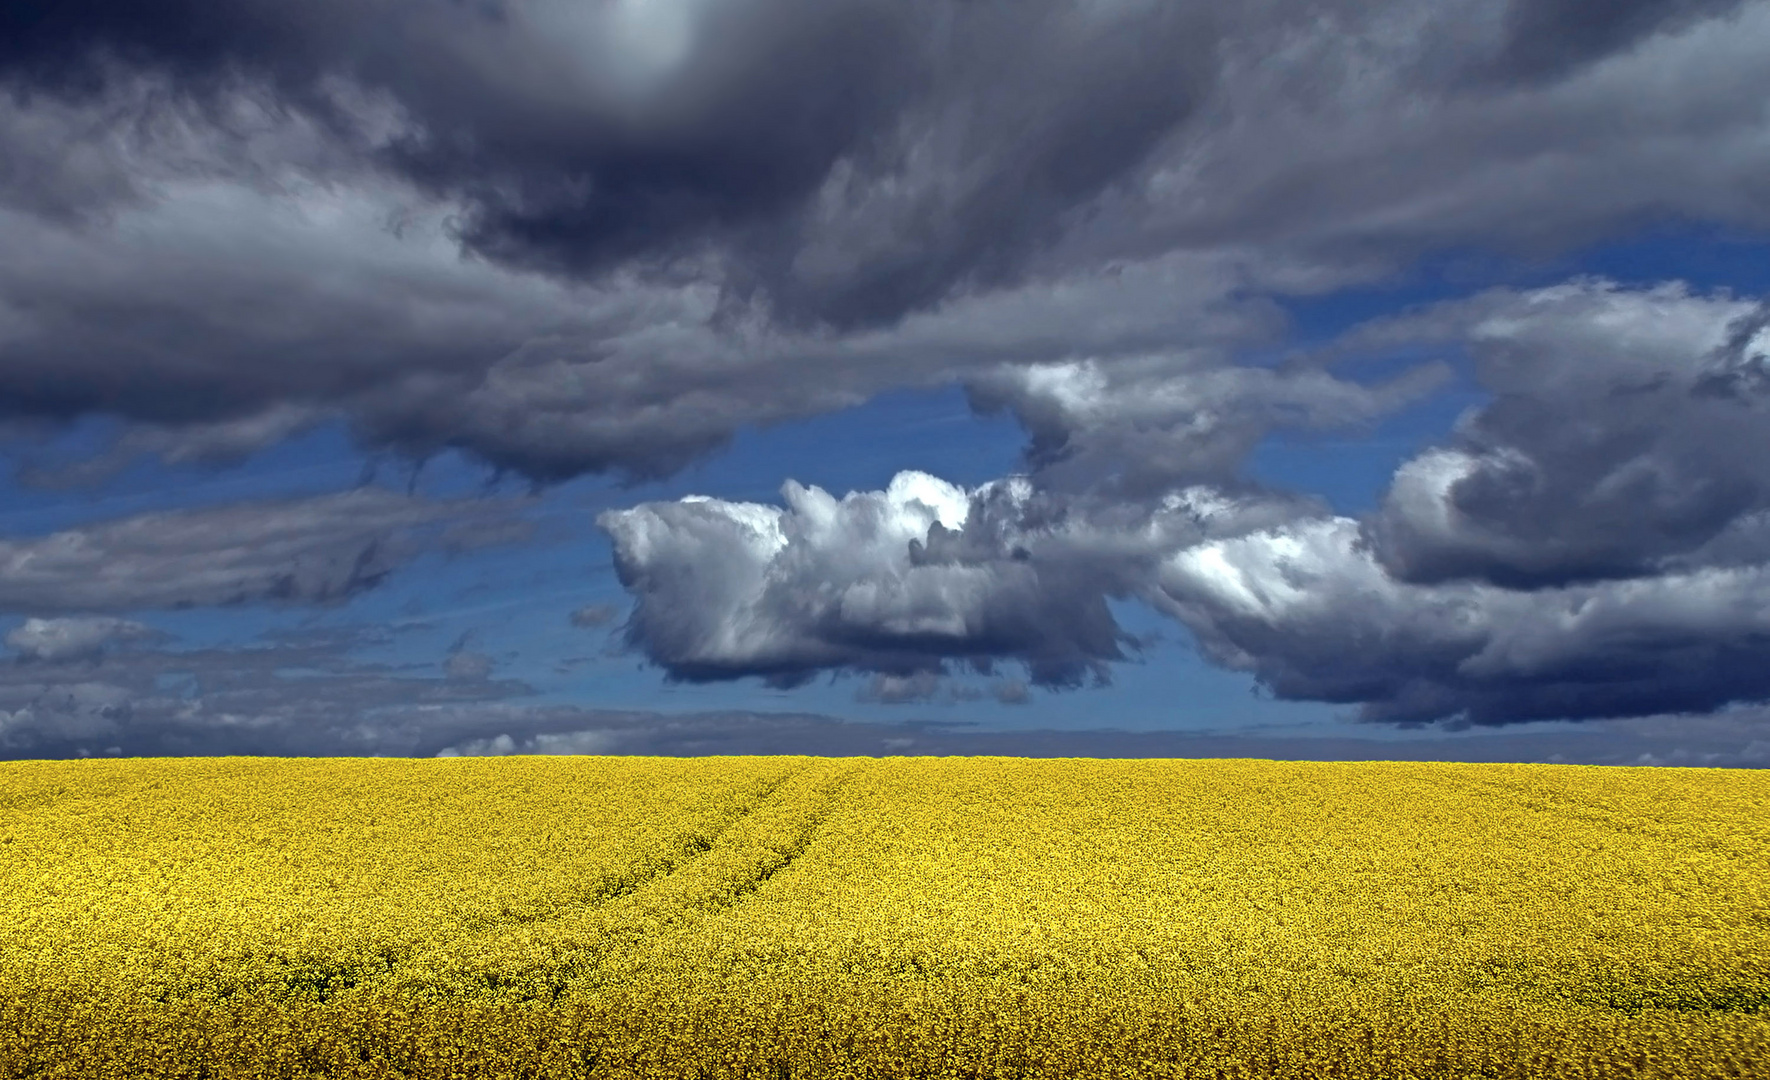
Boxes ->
[0,755,1765,1079]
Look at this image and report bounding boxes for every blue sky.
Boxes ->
[3,0,1770,765]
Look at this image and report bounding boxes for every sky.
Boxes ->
[2,0,1770,765]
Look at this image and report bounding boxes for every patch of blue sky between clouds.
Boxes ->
[0,420,367,536]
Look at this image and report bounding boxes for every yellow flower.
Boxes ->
[0,755,1765,1077]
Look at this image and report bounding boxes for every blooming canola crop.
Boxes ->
[1,755,1766,1078]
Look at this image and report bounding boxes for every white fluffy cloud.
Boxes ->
[604,464,1770,722]
[435,729,622,758]
[1150,282,1770,722]
[1156,513,1770,723]
[601,469,1310,687]
[602,472,1080,683]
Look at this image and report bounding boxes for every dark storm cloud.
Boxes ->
[0,488,531,613]
[0,0,1210,326]
[2,1,1768,484]
[1361,282,1770,588]
[1488,0,1750,83]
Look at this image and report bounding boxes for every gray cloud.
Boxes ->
[0,625,536,759]
[441,630,495,683]
[7,3,1770,736]
[992,679,1032,706]
[966,354,1449,496]
[4,617,162,664]
[1361,282,1770,587]
[602,280,1770,725]
[0,488,530,614]
[425,706,1770,766]
[600,471,1116,686]
[0,608,1759,761]
[568,603,620,629]
[855,672,946,705]
[443,652,494,682]
[854,671,997,705]
[1,2,1767,486]
[600,469,1308,688]
[1153,515,1770,724]
[1140,281,1770,723]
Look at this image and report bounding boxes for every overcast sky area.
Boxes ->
[3,0,1770,765]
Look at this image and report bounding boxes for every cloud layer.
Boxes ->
[3,606,1762,765]
[3,1,1769,482]
[0,621,536,759]
[605,281,1770,725]
[6,2,1770,737]
[0,488,530,614]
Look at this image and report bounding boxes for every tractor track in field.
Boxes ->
[703,760,853,914]
[450,762,814,937]
[178,762,837,1004]
[360,760,859,1001]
